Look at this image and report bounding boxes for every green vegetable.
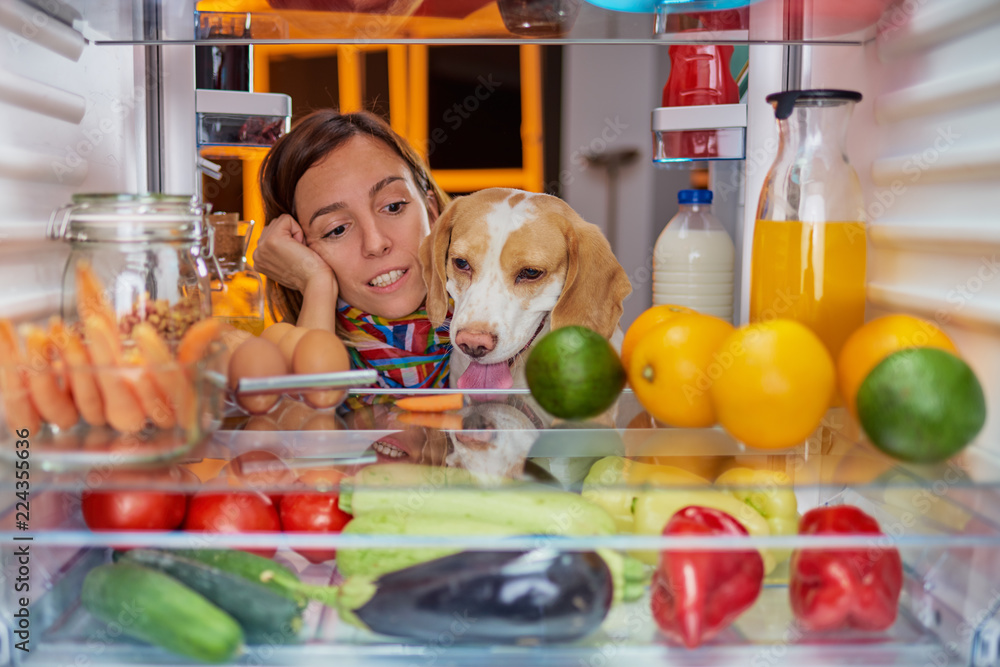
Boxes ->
[165,548,307,608]
[337,512,519,578]
[81,563,243,664]
[115,549,302,644]
[344,482,617,535]
[339,462,511,514]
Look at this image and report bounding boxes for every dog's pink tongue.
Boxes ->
[456,361,513,390]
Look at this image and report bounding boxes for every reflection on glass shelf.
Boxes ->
[4,389,1000,494]
[54,0,898,44]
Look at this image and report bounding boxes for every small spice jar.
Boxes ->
[48,193,214,345]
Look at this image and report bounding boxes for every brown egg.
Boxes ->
[277,326,310,367]
[292,329,352,409]
[242,415,281,432]
[275,398,316,431]
[261,322,295,346]
[301,411,347,431]
[227,336,288,415]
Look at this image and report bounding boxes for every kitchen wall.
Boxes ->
[560,44,692,332]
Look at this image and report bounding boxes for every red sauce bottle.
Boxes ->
[661,42,739,159]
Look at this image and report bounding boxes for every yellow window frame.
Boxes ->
[252,42,544,194]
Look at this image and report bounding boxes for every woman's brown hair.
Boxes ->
[258,108,451,324]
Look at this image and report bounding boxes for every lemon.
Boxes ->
[525,326,626,420]
[709,319,835,450]
[857,347,985,463]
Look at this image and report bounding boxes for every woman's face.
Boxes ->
[295,134,436,319]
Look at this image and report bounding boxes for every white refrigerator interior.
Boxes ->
[2,0,1000,665]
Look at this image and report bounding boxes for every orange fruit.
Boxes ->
[837,314,957,420]
[621,304,696,374]
[710,319,835,450]
[628,312,734,428]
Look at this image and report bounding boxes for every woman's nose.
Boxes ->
[360,221,391,257]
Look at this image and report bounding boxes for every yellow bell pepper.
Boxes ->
[631,488,775,572]
[714,467,799,566]
[581,456,709,532]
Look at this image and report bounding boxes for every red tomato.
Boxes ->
[81,467,188,532]
[278,492,352,564]
[184,491,282,558]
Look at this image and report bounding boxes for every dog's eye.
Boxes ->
[516,268,543,282]
[453,258,470,271]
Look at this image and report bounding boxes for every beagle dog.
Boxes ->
[446,396,548,482]
[420,188,632,390]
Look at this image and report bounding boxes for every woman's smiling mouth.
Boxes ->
[368,268,408,289]
[372,440,408,458]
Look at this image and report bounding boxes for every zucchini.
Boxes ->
[164,548,308,608]
[116,549,302,644]
[339,463,510,514]
[345,483,617,535]
[337,512,520,578]
[81,563,243,664]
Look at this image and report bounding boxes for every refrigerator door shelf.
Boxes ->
[652,104,747,161]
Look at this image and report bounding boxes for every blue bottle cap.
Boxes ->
[678,189,713,204]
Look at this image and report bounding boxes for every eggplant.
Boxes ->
[345,549,613,644]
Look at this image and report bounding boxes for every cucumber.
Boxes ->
[346,483,617,535]
[81,563,243,664]
[165,548,307,608]
[116,549,303,644]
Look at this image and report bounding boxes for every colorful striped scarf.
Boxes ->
[335,299,452,390]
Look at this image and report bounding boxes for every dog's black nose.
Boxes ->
[459,343,488,358]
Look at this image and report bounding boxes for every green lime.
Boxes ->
[857,347,985,463]
[525,325,626,420]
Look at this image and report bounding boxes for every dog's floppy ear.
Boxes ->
[551,207,633,339]
[419,199,458,327]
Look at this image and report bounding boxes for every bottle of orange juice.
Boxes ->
[750,90,867,362]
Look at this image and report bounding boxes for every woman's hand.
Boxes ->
[253,214,334,293]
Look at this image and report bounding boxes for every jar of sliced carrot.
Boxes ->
[48,193,214,346]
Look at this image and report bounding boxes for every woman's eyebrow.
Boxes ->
[308,176,406,227]
[309,200,346,226]
[370,176,404,198]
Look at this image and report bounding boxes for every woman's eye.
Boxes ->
[323,224,348,239]
[453,258,470,271]
[383,200,407,214]
[517,268,543,282]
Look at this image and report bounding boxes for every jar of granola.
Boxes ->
[47,193,213,346]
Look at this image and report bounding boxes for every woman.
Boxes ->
[254,109,453,389]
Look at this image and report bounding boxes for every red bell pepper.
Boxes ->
[651,505,764,649]
[789,505,903,632]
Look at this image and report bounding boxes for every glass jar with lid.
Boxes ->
[205,212,266,336]
[48,193,214,345]
[0,193,228,470]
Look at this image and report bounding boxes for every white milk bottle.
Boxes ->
[653,189,735,322]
